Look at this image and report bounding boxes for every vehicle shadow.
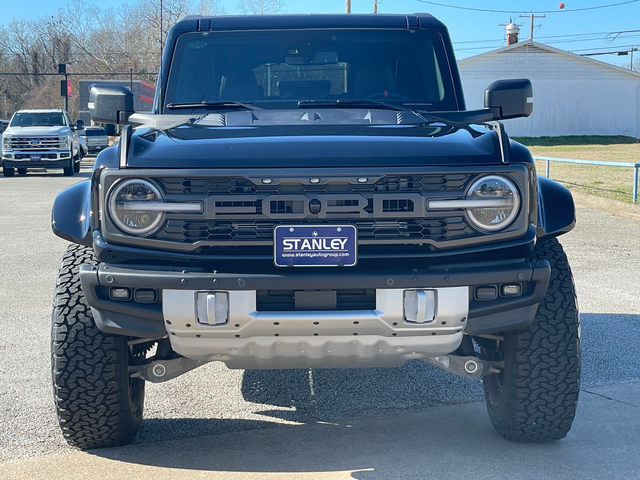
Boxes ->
[0,170,93,179]
[85,408,509,478]
[84,312,640,477]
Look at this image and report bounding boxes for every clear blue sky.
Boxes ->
[2,0,639,70]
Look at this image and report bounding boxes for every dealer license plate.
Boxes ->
[274,225,357,267]
[30,154,41,161]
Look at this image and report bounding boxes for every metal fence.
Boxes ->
[534,156,640,204]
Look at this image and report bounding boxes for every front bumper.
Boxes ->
[3,150,72,169]
[80,258,550,368]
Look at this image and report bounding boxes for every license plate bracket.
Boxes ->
[274,225,357,267]
[29,154,41,161]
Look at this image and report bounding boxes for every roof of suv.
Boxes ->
[171,13,445,33]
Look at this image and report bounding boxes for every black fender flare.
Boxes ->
[537,175,576,240]
[52,180,92,246]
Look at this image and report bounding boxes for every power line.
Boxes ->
[416,0,640,14]
[454,31,615,44]
[453,34,640,53]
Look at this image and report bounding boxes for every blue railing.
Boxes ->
[534,156,640,204]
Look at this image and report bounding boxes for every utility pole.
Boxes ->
[373,0,378,13]
[345,0,351,13]
[160,0,164,62]
[2,77,7,119]
[519,12,546,40]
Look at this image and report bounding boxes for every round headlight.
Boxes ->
[108,179,165,236]
[465,175,520,232]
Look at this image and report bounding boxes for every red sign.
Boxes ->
[60,80,73,97]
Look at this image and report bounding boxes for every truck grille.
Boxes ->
[155,217,472,243]
[8,136,64,151]
[101,168,531,257]
[147,174,476,246]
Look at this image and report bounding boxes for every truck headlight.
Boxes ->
[58,135,69,149]
[3,135,12,151]
[108,179,165,236]
[465,175,520,231]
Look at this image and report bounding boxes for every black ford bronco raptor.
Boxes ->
[51,13,579,449]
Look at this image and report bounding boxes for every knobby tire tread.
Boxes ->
[51,244,143,449]
[483,237,580,442]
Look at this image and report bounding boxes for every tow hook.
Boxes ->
[129,357,209,383]
[426,355,503,380]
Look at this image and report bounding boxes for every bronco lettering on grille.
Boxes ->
[205,193,426,219]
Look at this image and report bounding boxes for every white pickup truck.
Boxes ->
[1,109,84,177]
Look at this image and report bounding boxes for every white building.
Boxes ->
[458,39,640,139]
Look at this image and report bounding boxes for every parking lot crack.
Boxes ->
[581,387,639,408]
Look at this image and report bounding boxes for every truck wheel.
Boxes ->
[2,166,14,177]
[480,237,580,442]
[17,168,27,175]
[52,244,144,449]
[63,159,74,177]
[74,150,82,173]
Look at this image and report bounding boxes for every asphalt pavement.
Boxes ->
[0,160,638,478]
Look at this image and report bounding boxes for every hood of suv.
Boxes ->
[124,111,504,168]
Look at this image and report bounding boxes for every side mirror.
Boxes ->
[89,84,134,125]
[75,119,85,131]
[484,79,533,120]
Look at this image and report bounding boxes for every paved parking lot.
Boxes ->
[0,160,638,477]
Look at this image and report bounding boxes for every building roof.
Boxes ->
[459,39,640,79]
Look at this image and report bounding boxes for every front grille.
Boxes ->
[102,168,530,255]
[149,174,476,246]
[9,136,64,151]
[155,217,472,243]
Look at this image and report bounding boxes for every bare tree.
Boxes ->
[0,0,229,116]
[237,0,286,15]
[196,0,225,15]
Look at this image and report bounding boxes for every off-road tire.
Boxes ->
[481,237,580,442]
[52,244,144,449]
[2,166,14,177]
[17,168,27,175]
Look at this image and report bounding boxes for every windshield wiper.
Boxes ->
[165,101,259,111]
[298,100,410,111]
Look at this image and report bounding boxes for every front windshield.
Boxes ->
[165,29,457,110]
[10,112,66,127]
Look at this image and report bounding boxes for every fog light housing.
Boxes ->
[475,286,497,301]
[502,284,522,296]
[110,287,131,300]
[134,289,157,303]
[404,289,436,324]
